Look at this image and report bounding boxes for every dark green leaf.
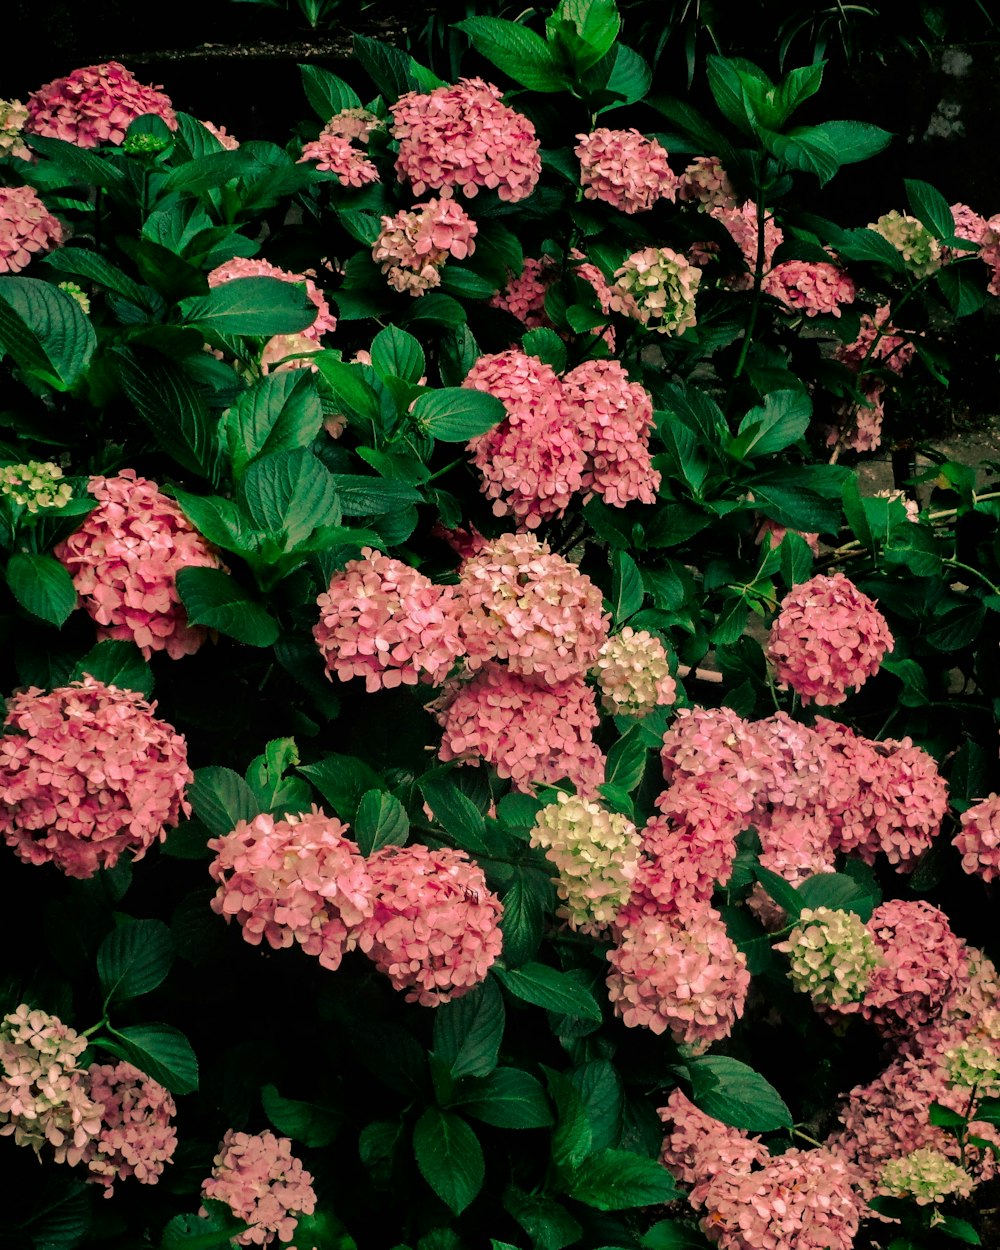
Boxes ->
[300,63,362,119]
[0,276,96,390]
[6,552,77,626]
[354,789,409,855]
[412,1107,484,1214]
[353,33,416,102]
[567,1149,680,1209]
[161,1207,250,1250]
[752,865,803,919]
[225,371,323,478]
[71,640,153,698]
[411,388,506,442]
[115,347,220,484]
[936,264,988,317]
[500,870,549,967]
[547,1068,593,1170]
[904,178,955,241]
[370,325,426,384]
[611,550,644,623]
[329,474,422,516]
[188,766,261,837]
[102,1022,198,1095]
[729,390,811,460]
[434,978,505,1079]
[797,872,876,921]
[179,277,316,337]
[454,1067,553,1128]
[604,724,649,793]
[640,1220,713,1249]
[571,1060,623,1152]
[176,567,279,646]
[97,919,174,1004]
[455,18,568,92]
[238,449,341,548]
[299,754,385,820]
[496,964,602,1021]
[261,1083,340,1147]
[522,328,567,373]
[419,775,489,854]
[686,1055,792,1131]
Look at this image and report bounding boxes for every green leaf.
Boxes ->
[834,227,907,271]
[495,964,602,1021]
[705,55,759,135]
[412,1107,484,1214]
[572,1060,623,1152]
[604,724,648,793]
[753,864,804,919]
[370,325,426,384]
[299,754,386,821]
[300,63,362,119]
[419,775,489,854]
[729,390,811,460]
[640,1221,713,1250]
[932,1215,981,1245]
[599,44,651,108]
[170,490,254,556]
[433,978,505,1079]
[161,1207,249,1250]
[936,264,988,318]
[454,1067,553,1129]
[97,919,174,1005]
[797,872,877,922]
[163,149,261,193]
[6,552,77,626]
[500,870,549,967]
[225,371,323,478]
[522,328,567,374]
[547,1068,593,1170]
[904,177,955,241]
[178,277,316,337]
[238,449,341,548]
[71,639,154,698]
[42,246,157,311]
[26,133,128,190]
[455,17,569,92]
[611,550,644,623]
[103,1022,198,1095]
[0,276,96,391]
[354,789,409,855]
[353,33,416,102]
[747,481,839,534]
[411,388,506,442]
[188,765,261,837]
[685,1055,792,1132]
[567,1149,680,1209]
[329,474,422,516]
[505,1188,581,1250]
[779,532,814,587]
[261,1083,340,1147]
[811,119,893,166]
[775,62,824,121]
[175,567,279,647]
[553,0,620,63]
[926,600,985,651]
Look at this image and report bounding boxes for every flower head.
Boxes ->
[299,128,379,185]
[871,211,942,276]
[201,1130,316,1247]
[489,257,553,328]
[775,906,881,1009]
[0,185,63,273]
[593,628,676,716]
[678,156,737,211]
[82,1062,177,1195]
[574,128,677,214]
[762,260,855,318]
[836,304,915,375]
[26,62,176,147]
[954,794,1000,882]
[658,1089,767,1208]
[608,247,700,335]
[0,461,72,512]
[0,98,30,159]
[208,256,335,340]
[880,1148,974,1205]
[712,202,783,287]
[373,196,477,295]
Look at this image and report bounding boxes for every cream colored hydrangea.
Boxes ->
[0,461,72,512]
[880,1148,974,1205]
[870,211,942,277]
[529,793,641,934]
[57,281,90,314]
[608,246,700,336]
[594,628,677,717]
[946,1020,1000,1096]
[774,906,881,1008]
[0,98,29,159]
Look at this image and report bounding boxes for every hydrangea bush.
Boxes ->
[1,5,999,1248]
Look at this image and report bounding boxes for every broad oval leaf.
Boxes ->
[97,919,175,1005]
[176,567,279,647]
[412,1107,484,1214]
[353,789,409,855]
[0,276,96,391]
[71,639,154,698]
[6,552,77,626]
[411,388,506,442]
[178,277,316,337]
[685,1055,792,1132]
[101,1022,198,1095]
[433,978,505,1079]
[495,963,602,1021]
[188,765,261,837]
[453,1067,553,1129]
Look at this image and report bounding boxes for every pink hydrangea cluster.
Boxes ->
[456,532,609,683]
[25,62,177,147]
[748,807,837,928]
[0,184,63,273]
[313,548,464,692]
[372,196,477,295]
[943,202,991,263]
[766,572,894,706]
[208,807,374,971]
[593,628,677,717]
[390,78,540,202]
[529,793,641,934]
[82,1062,177,1195]
[607,246,701,335]
[953,794,1000,881]
[712,202,784,288]
[201,1130,316,1247]
[836,304,915,375]
[0,677,192,879]
[201,119,238,149]
[322,107,382,143]
[299,124,379,186]
[434,664,604,796]
[980,215,1000,295]
[463,349,584,528]
[359,843,503,1005]
[574,128,677,214]
[678,156,737,211]
[56,470,224,660]
[658,1089,767,1209]
[0,1005,101,1165]
[0,98,30,159]
[606,902,749,1049]
[208,256,335,340]
[762,260,855,318]
[562,359,661,506]
[827,378,887,453]
[488,257,553,327]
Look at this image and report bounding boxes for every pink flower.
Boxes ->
[712,202,783,288]
[607,902,749,1048]
[835,304,914,375]
[391,78,540,202]
[0,677,191,879]
[762,260,855,318]
[0,185,63,273]
[574,128,677,214]
[456,532,609,683]
[25,62,176,148]
[314,549,464,693]
[562,359,661,507]
[659,1089,767,1208]
[201,1130,316,1247]
[358,844,503,1005]
[0,1004,101,1165]
[608,246,700,335]
[208,807,373,971]
[433,663,604,796]
[320,108,382,144]
[372,196,477,295]
[747,807,837,928]
[55,470,224,660]
[678,156,737,211]
[489,257,553,328]
[826,377,887,453]
[766,572,893,706]
[201,119,238,149]
[463,350,585,529]
[943,202,991,263]
[0,98,31,160]
[82,1062,177,1195]
[207,256,335,341]
[299,126,379,186]
[954,794,1000,882]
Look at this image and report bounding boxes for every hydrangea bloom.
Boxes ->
[836,304,915,375]
[699,1148,861,1250]
[0,98,30,159]
[748,808,837,928]
[712,202,784,286]
[0,460,71,512]
[488,257,553,328]
[201,119,238,149]
[25,62,177,147]
[762,260,855,317]
[434,664,604,796]
[880,1148,974,1205]
[946,1036,1000,1096]
[208,808,373,971]
[391,78,540,202]
[82,1062,177,1195]
[561,359,661,506]
[593,628,677,716]
[208,256,335,340]
[608,247,700,335]
[529,794,641,934]
[661,705,769,795]
[766,572,893,706]
[775,906,881,1009]
[463,350,585,528]
[0,1005,101,1165]
[56,470,224,660]
[201,1130,316,1247]
[359,844,503,1005]
[607,903,749,1049]
[456,532,609,683]
[862,900,968,1037]
[870,211,942,276]
[980,215,1000,295]
[298,126,379,185]
[0,677,192,878]
[827,378,887,454]
[373,196,477,295]
[954,794,1000,882]
[658,1089,767,1208]
[678,156,737,211]
[0,185,63,273]
[314,549,463,692]
[574,128,677,214]
[321,107,382,143]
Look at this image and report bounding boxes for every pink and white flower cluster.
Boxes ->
[372,196,477,295]
[82,1062,178,1196]
[25,61,177,147]
[678,156,737,211]
[0,185,63,273]
[201,1129,315,1247]
[607,246,701,335]
[574,128,677,214]
[593,628,677,717]
[299,124,379,186]
[208,256,336,340]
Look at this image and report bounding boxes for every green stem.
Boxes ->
[727,159,770,401]
[792,1127,825,1149]
[943,559,1000,598]
[425,457,462,484]
[82,1017,108,1039]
